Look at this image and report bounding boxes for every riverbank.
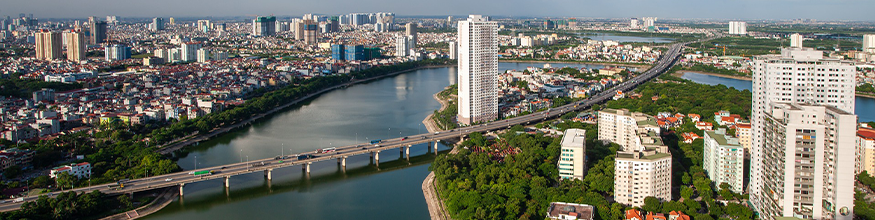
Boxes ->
[499,59,652,69]
[157,64,455,155]
[673,70,752,81]
[100,187,178,220]
[422,87,455,220]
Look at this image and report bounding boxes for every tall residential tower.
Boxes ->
[457,15,498,125]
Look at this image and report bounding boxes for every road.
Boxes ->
[0,41,689,212]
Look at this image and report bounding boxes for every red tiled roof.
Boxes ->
[859,128,875,140]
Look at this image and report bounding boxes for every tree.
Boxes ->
[56,172,75,189]
[117,195,133,210]
[30,176,54,189]
[680,185,694,199]
[642,197,662,213]
[3,165,23,179]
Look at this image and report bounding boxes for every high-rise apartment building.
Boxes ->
[858,127,875,175]
[728,21,747,35]
[642,17,657,28]
[395,35,410,57]
[405,23,417,47]
[104,44,130,61]
[759,102,856,220]
[600,108,671,207]
[252,16,276,36]
[65,31,86,62]
[151,17,164,31]
[558,129,587,180]
[34,31,62,60]
[197,20,211,33]
[735,123,752,150]
[303,21,318,45]
[790,33,803,48]
[331,44,345,61]
[630,18,639,29]
[456,15,499,125]
[196,48,211,63]
[863,34,875,53]
[597,109,661,150]
[448,41,458,60]
[703,129,744,194]
[89,18,107,45]
[750,47,856,219]
[180,42,202,62]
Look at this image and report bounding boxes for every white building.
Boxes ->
[457,15,499,125]
[50,162,91,179]
[559,129,587,180]
[597,108,660,150]
[642,17,657,28]
[759,102,856,220]
[858,127,875,175]
[749,47,856,215]
[600,108,671,207]
[790,33,803,48]
[630,18,639,29]
[104,44,129,61]
[448,41,458,60]
[863,34,875,53]
[196,48,211,63]
[180,42,202,62]
[728,21,747,35]
[614,146,672,207]
[395,35,411,57]
[703,129,744,194]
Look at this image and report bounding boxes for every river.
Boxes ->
[144,62,611,220]
[579,32,674,43]
[680,71,875,122]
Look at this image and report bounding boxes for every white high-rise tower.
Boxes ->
[750,47,856,220]
[790,33,803,48]
[457,15,498,125]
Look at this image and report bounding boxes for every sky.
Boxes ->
[4,0,874,21]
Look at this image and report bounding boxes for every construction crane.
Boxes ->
[715,45,728,56]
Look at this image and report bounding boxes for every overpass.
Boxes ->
[0,41,688,212]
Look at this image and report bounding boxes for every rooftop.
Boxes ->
[860,127,875,140]
[547,202,594,220]
[561,129,586,149]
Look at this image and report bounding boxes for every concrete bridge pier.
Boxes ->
[224,176,231,188]
[427,142,432,153]
[302,162,311,174]
[338,156,347,167]
[264,169,272,180]
[405,145,411,159]
[179,183,185,196]
[433,142,439,155]
[374,151,380,166]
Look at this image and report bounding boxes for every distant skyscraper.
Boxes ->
[790,33,803,48]
[35,31,62,60]
[728,21,747,35]
[457,15,498,125]
[196,48,211,63]
[303,20,318,45]
[180,42,202,62]
[758,102,856,220]
[151,17,164,31]
[405,23,417,47]
[630,18,639,29]
[89,18,107,45]
[291,19,304,40]
[863,34,875,53]
[448,41,458,60]
[642,17,657,28]
[750,47,856,220]
[65,31,86,62]
[330,16,340,32]
[252,16,276,36]
[197,20,211,33]
[104,44,130,61]
[543,20,555,29]
[169,17,175,25]
[345,45,364,61]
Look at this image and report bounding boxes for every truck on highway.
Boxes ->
[297,154,314,160]
[190,170,213,176]
[370,139,382,144]
[13,198,24,203]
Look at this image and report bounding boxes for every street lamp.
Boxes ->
[194,155,197,170]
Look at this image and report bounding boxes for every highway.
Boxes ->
[0,41,687,212]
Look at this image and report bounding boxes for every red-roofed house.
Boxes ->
[682,132,701,143]
[50,162,91,179]
[626,210,644,220]
[646,213,667,220]
[668,211,691,220]
[696,122,713,131]
[858,127,875,175]
[688,114,701,122]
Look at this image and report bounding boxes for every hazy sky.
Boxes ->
[4,0,874,21]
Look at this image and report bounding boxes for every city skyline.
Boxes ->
[3,0,875,21]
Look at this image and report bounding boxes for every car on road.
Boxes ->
[165,178,173,182]
[434,132,440,135]
[221,166,226,169]
[13,198,24,203]
[361,146,368,150]
[401,137,407,141]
